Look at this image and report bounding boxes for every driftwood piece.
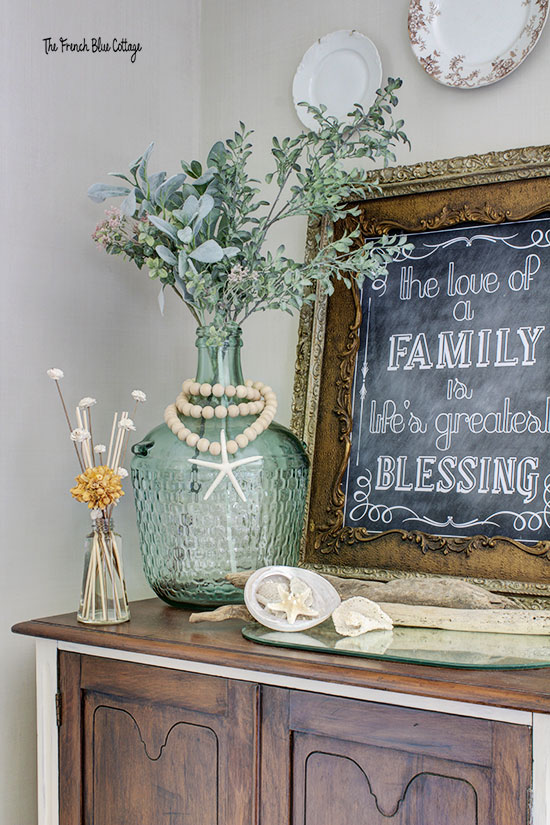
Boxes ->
[378,603,550,635]
[189,605,252,623]
[225,571,516,609]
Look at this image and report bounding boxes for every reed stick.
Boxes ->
[106,412,118,468]
[99,530,122,619]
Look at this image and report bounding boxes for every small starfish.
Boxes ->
[188,429,262,502]
[266,578,320,625]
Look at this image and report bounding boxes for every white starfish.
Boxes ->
[188,429,262,502]
[266,578,320,625]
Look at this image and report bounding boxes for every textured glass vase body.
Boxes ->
[78,519,130,625]
[131,326,309,608]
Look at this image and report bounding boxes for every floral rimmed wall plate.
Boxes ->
[292,30,382,130]
[408,0,549,88]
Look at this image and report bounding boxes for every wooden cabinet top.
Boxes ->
[12,597,550,714]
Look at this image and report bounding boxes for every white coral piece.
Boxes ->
[332,596,393,637]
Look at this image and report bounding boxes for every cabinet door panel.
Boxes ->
[59,652,257,825]
[90,702,217,825]
[260,687,531,825]
[292,732,489,825]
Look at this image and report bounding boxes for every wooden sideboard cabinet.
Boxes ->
[13,598,550,825]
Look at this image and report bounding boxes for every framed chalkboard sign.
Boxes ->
[292,144,550,604]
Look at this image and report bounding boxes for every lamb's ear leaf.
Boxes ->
[120,189,137,216]
[148,215,177,242]
[87,183,130,203]
[138,142,155,182]
[189,239,224,263]
[156,173,187,205]
[155,245,177,265]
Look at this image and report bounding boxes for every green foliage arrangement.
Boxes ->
[89,78,410,342]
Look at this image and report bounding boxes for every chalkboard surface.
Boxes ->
[343,217,550,545]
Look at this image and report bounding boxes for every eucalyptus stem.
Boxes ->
[89,77,410,338]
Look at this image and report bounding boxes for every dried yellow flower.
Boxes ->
[70,465,124,509]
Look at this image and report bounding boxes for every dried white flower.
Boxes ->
[94,444,106,454]
[47,368,64,380]
[70,428,91,442]
[90,509,103,520]
[78,397,97,408]
[118,417,136,431]
[131,389,147,403]
[117,467,129,478]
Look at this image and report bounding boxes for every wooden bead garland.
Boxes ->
[164,379,277,455]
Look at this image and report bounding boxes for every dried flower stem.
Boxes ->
[119,401,138,469]
[77,408,93,468]
[87,408,96,466]
[96,534,108,621]
[99,532,122,619]
[55,382,85,472]
[111,412,128,471]
[106,412,118,468]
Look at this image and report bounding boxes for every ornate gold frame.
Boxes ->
[291,144,550,606]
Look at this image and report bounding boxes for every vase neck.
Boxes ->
[194,325,244,386]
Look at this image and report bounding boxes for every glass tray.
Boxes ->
[242,621,550,669]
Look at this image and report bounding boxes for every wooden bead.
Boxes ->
[235,433,249,449]
[215,405,228,418]
[238,403,250,416]
[228,404,240,418]
[212,383,224,397]
[202,406,214,419]
[197,437,210,452]
[191,405,203,418]
[177,428,190,441]
[226,440,239,454]
[244,427,257,441]
[190,382,201,395]
[251,421,264,435]
[200,382,212,397]
[245,379,253,386]
[186,432,200,447]
[236,385,247,399]
[253,381,264,390]
[262,386,272,394]
[225,385,236,397]
[180,401,192,416]
[209,442,221,456]
[182,379,193,393]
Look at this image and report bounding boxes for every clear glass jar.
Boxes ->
[131,325,309,608]
[78,518,130,624]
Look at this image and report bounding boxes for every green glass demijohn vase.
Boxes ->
[131,324,309,608]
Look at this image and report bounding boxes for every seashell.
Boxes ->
[332,596,393,637]
[256,579,283,606]
[244,566,341,632]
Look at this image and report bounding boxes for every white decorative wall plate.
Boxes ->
[244,566,341,632]
[292,30,382,130]
[408,0,549,88]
